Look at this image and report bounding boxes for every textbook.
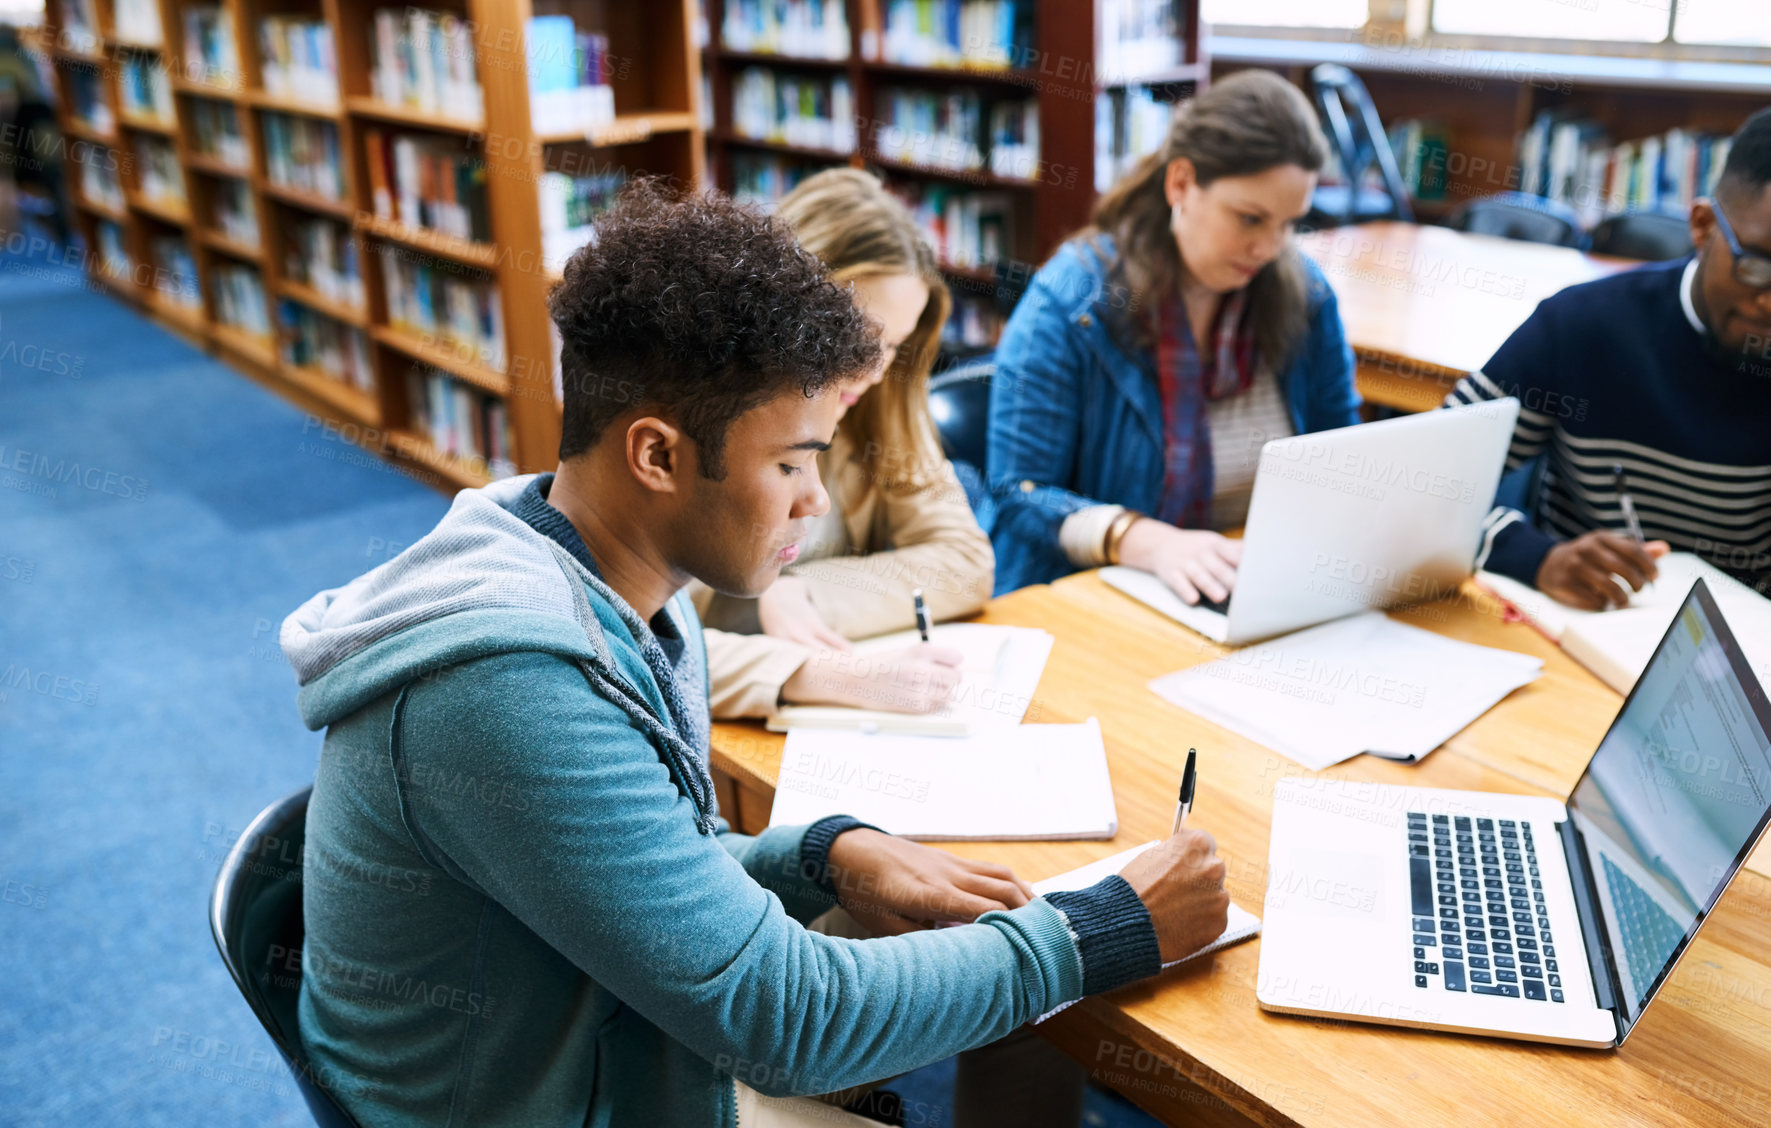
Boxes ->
[1476,553,1771,694]
[769,718,1116,841]
[1031,840,1261,1023]
[766,622,1053,735]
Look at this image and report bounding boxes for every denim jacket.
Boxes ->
[985,235,1361,593]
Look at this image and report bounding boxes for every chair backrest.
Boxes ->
[209,787,364,1128]
[1450,191,1587,249]
[927,360,994,472]
[1309,64,1413,224]
[1589,209,1694,261]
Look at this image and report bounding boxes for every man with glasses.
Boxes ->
[1446,107,1771,608]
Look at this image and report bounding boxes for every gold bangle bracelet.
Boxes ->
[1104,509,1142,566]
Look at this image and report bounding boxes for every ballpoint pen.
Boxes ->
[913,587,931,643]
[1171,748,1197,835]
[1613,463,1654,594]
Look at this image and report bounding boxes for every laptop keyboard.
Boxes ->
[1407,811,1564,1003]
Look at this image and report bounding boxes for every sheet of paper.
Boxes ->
[1147,612,1544,770]
[769,719,1117,840]
[767,623,1054,734]
[1031,841,1262,1023]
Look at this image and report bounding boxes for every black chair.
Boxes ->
[1448,191,1587,249]
[927,360,993,473]
[1307,64,1414,228]
[209,787,364,1128]
[1589,208,1694,261]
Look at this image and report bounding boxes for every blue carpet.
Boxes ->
[0,241,1157,1128]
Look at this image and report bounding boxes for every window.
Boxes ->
[1202,0,1367,28]
[1432,0,1667,42]
[1674,0,1771,47]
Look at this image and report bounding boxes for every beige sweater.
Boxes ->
[688,428,995,718]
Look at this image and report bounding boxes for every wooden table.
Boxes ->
[710,573,1771,1128]
[1297,223,1637,414]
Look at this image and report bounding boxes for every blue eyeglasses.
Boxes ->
[1710,200,1771,290]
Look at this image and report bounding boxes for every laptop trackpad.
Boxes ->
[1267,848,1387,923]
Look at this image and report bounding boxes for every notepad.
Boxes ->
[1477,553,1771,694]
[766,623,1054,735]
[768,718,1117,840]
[1147,612,1544,771]
[1031,841,1262,1023]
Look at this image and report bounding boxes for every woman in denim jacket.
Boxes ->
[988,70,1361,598]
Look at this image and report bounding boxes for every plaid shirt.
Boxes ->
[1153,289,1257,528]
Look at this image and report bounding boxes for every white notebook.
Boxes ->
[1477,553,1771,693]
[766,623,1054,735]
[768,718,1117,840]
[1031,840,1262,1023]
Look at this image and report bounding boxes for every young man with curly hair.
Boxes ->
[280,183,1229,1128]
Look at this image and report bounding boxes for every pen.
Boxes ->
[1171,748,1197,836]
[1613,463,1654,594]
[913,587,931,643]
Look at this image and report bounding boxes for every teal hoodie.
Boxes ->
[280,474,1159,1127]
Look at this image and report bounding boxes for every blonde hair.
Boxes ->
[775,168,951,490]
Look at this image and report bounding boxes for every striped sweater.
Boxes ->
[1447,257,1771,595]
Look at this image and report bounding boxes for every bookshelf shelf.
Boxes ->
[211,322,276,367]
[104,35,164,52]
[539,111,701,148]
[185,154,251,177]
[75,195,130,223]
[277,279,368,327]
[65,121,121,146]
[280,362,380,425]
[860,61,1041,88]
[354,215,498,269]
[714,130,855,162]
[1102,61,1207,87]
[260,181,354,219]
[150,298,209,337]
[49,44,109,65]
[344,96,483,133]
[371,325,508,396]
[128,193,192,225]
[119,113,178,135]
[716,49,849,69]
[244,90,344,119]
[170,78,244,98]
[868,156,1040,191]
[390,429,493,491]
[198,229,264,262]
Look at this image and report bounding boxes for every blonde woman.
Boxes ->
[693,168,995,719]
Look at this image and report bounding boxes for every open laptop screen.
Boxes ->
[1566,580,1771,1034]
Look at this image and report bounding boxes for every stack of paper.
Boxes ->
[1031,840,1262,1022]
[1477,554,1771,693]
[767,623,1054,735]
[768,719,1117,841]
[1148,612,1544,770]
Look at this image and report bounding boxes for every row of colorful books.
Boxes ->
[65,67,111,135]
[379,246,506,373]
[721,0,849,60]
[873,87,1039,180]
[405,368,516,475]
[182,6,240,89]
[190,100,248,169]
[113,0,161,46]
[263,113,346,201]
[1517,113,1733,226]
[731,151,829,205]
[283,216,364,311]
[1094,85,1173,192]
[526,16,614,134]
[260,16,338,105]
[280,300,375,392]
[370,7,484,122]
[149,234,201,310]
[365,129,491,244]
[214,264,271,337]
[732,68,856,154]
[889,181,1013,270]
[214,178,257,245]
[1098,0,1188,81]
[878,0,1031,70]
[539,169,627,273]
[134,136,184,207]
[120,56,173,122]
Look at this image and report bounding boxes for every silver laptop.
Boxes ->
[1257,580,1771,1047]
[1101,398,1520,645]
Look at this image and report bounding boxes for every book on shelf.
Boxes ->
[874,86,983,172]
[182,6,241,90]
[878,0,1031,70]
[278,300,374,391]
[214,177,258,244]
[284,216,364,309]
[379,246,506,372]
[120,56,174,122]
[190,99,248,168]
[1517,112,1731,227]
[731,151,829,205]
[404,367,516,476]
[539,169,625,273]
[54,0,99,53]
[1385,117,1450,203]
[134,136,184,207]
[95,221,129,278]
[1099,0,1185,81]
[213,264,270,337]
[79,156,125,212]
[1095,85,1171,191]
[264,113,346,201]
[113,0,163,46]
[887,179,1012,270]
[732,66,855,153]
[525,16,613,135]
[66,66,113,134]
[259,16,339,106]
[149,234,201,310]
[722,0,849,60]
[987,98,1038,181]
[364,128,491,243]
[372,7,484,121]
